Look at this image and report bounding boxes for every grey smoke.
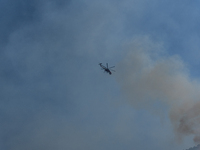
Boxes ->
[1,0,200,149]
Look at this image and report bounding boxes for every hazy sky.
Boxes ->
[1,0,200,150]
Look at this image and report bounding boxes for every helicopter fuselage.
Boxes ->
[99,63,112,75]
[104,68,112,74]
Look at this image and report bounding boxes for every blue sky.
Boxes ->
[1,0,200,149]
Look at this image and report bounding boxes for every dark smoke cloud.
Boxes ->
[170,102,200,144]
[185,144,200,150]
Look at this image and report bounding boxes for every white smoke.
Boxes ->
[116,36,200,144]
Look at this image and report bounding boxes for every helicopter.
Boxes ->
[99,63,115,75]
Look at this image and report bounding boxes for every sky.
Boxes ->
[1,0,200,150]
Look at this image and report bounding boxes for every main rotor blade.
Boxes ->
[100,65,106,68]
[110,69,115,72]
[106,63,108,68]
[109,66,115,68]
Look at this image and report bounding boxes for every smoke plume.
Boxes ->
[116,37,200,144]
